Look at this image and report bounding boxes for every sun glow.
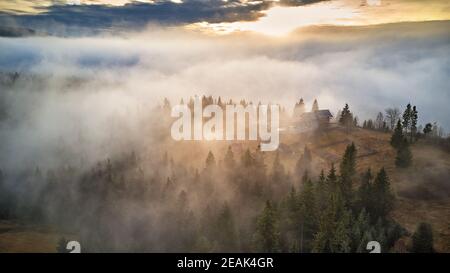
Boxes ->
[187,2,360,36]
[185,0,450,37]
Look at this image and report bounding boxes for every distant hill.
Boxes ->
[292,20,450,38]
[0,26,36,37]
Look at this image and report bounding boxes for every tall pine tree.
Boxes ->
[254,201,280,252]
[298,175,317,252]
[216,203,239,252]
[411,106,418,142]
[395,139,412,168]
[372,168,394,221]
[339,103,353,133]
[357,168,373,215]
[402,103,412,135]
[390,120,404,149]
[339,142,357,205]
[411,222,434,253]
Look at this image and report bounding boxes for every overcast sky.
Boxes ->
[0,0,449,35]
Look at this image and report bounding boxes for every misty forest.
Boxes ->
[0,0,449,256]
[0,79,447,252]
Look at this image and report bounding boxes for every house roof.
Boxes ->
[299,110,333,119]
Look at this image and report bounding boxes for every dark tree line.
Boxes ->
[255,143,409,253]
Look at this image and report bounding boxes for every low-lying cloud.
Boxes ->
[0,20,449,170]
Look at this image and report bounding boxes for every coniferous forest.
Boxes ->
[0,94,446,253]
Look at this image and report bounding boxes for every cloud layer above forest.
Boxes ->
[0,21,449,169]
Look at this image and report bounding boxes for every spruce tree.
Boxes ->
[224,146,235,169]
[241,148,254,168]
[312,99,319,112]
[395,139,412,168]
[326,164,338,190]
[295,146,312,179]
[254,201,280,252]
[351,209,372,252]
[339,104,352,125]
[402,103,412,135]
[298,176,316,252]
[312,190,351,253]
[372,168,394,220]
[286,186,299,215]
[411,222,434,253]
[332,208,352,253]
[390,120,404,149]
[205,151,216,168]
[339,143,357,205]
[353,116,358,127]
[216,203,238,252]
[367,119,374,130]
[411,106,418,142]
[318,170,325,184]
[339,103,353,133]
[315,170,327,212]
[357,168,373,215]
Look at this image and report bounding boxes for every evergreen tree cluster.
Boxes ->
[0,99,437,253]
[255,143,408,253]
[0,141,421,253]
[388,103,421,168]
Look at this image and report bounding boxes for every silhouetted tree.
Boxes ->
[339,103,353,133]
[311,99,319,112]
[423,123,433,136]
[241,149,255,168]
[402,104,412,135]
[224,146,235,170]
[411,106,418,141]
[411,222,434,253]
[353,116,358,127]
[205,151,216,168]
[295,146,312,179]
